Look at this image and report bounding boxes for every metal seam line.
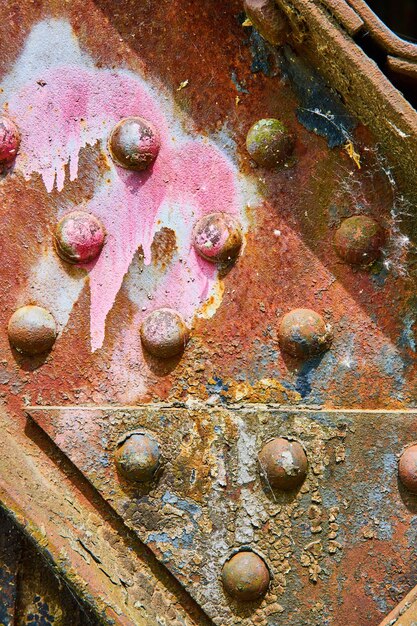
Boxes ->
[26,405,417,414]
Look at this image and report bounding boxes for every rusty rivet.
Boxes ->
[108,116,160,171]
[222,551,270,602]
[54,211,105,264]
[243,0,288,46]
[246,118,295,169]
[193,212,242,264]
[398,445,417,494]
[0,115,20,170]
[334,215,385,266]
[259,438,308,490]
[8,306,57,356]
[279,308,332,359]
[140,308,189,358]
[115,433,161,482]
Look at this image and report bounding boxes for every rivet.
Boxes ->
[222,551,270,601]
[0,116,20,170]
[398,445,417,494]
[140,308,189,358]
[243,0,288,46]
[246,118,295,168]
[279,308,332,358]
[334,215,385,266]
[258,438,308,490]
[8,305,57,355]
[54,211,105,264]
[193,212,242,264]
[108,116,160,171]
[114,433,161,482]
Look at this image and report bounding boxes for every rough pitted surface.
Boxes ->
[0,0,416,624]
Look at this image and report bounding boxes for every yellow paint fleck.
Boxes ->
[177,79,189,92]
[242,17,253,27]
[344,140,361,169]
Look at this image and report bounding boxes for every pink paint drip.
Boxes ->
[7,65,242,350]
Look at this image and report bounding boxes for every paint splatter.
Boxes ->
[1,20,256,350]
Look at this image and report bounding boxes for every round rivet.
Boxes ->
[140,308,189,358]
[246,118,295,168]
[0,116,20,169]
[115,433,161,482]
[243,0,288,46]
[279,308,332,359]
[258,438,308,490]
[399,445,417,494]
[8,306,57,355]
[222,551,270,602]
[334,215,385,266]
[193,212,242,264]
[54,211,105,264]
[108,116,160,171]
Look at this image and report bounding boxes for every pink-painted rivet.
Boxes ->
[108,116,160,171]
[279,308,332,359]
[54,211,105,264]
[140,308,189,359]
[193,213,242,264]
[8,305,57,355]
[0,116,20,170]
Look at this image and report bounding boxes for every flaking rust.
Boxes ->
[1,0,417,623]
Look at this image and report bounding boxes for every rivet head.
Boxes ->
[140,308,189,358]
[279,308,332,358]
[243,0,288,46]
[398,445,417,494]
[8,306,57,355]
[246,118,295,168]
[115,433,161,482]
[0,116,20,169]
[258,438,308,490]
[193,212,242,264]
[334,215,385,266]
[108,116,160,171]
[222,551,270,602]
[54,211,105,264]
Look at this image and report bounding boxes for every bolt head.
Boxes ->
[193,212,242,264]
[8,306,57,355]
[0,116,20,169]
[54,211,105,264]
[108,116,160,171]
[334,215,385,266]
[246,118,294,168]
[259,438,308,490]
[279,308,332,359]
[115,433,161,482]
[399,445,417,494]
[222,551,270,601]
[243,0,288,45]
[140,308,189,358]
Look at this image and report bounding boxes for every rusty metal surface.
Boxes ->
[0,508,98,626]
[0,0,417,624]
[26,406,417,624]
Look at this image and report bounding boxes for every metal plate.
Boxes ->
[29,405,417,625]
[0,0,417,624]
